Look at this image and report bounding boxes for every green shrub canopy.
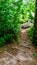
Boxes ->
[0,0,22,46]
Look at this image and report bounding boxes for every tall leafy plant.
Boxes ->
[0,0,22,46]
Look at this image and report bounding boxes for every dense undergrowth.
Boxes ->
[28,26,34,41]
[28,26,37,47]
[0,0,21,46]
[0,0,35,46]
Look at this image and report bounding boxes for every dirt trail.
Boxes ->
[0,28,37,65]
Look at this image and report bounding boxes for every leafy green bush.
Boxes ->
[0,38,6,46]
[28,26,37,47]
[19,0,35,23]
[0,0,21,46]
[33,53,37,57]
[28,26,34,41]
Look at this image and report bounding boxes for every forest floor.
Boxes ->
[0,28,37,65]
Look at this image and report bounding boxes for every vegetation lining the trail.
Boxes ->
[0,0,35,46]
[33,52,37,57]
[28,26,34,41]
[0,0,22,46]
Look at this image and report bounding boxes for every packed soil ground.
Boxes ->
[0,28,37,65]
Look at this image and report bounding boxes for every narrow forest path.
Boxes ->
[0,28,37,65]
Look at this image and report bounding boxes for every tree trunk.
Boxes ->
[33,0,37,47]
